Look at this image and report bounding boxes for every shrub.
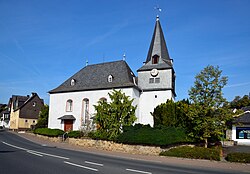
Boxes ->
[160,146,221,161]
[116,124,194,146]
[68,131,82,138]
[226,153,250,163]
[34,128,64,137]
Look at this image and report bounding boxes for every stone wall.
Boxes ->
[32,134,163,155]
[68,138,163,155]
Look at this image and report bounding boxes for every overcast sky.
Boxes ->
[0,0,250,104]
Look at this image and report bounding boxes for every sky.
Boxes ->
[0,0,250,104]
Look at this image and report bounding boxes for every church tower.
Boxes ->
[137,16,176,126]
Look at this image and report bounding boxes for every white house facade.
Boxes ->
[231,108,250,145]
[48,16,176,131]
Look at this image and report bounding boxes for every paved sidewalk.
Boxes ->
[13,131,250,173]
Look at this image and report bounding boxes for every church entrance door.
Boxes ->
[64,120,73,131]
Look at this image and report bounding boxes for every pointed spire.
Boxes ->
[145,16,171,65]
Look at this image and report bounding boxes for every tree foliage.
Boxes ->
[152,99,190,128]
[187,65,231,146]
[230,95,250,109]
[93,89,137,140]
[36,105,49,128]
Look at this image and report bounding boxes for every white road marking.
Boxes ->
[126,168,152,174]
[27,150,69,160]
[2,141,69,160]
[27,150,43,157]
[64,161,98,172]
[2,141,28,151]
[85,160,104,166]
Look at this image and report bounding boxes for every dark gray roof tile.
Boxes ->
[49,60,137,93]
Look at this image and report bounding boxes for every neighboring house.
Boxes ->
[9,93,44,131]
[231,106,250,145]
[0,109,10,128]
[48,16,176,131]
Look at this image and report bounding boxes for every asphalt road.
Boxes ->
[0,131,248,174]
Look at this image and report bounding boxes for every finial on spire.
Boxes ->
[123,53,126,61]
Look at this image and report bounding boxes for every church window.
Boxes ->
[155,95,158,98]
[66,99,73,112]
[152,54,159,64]
[82,98,89,124]
[33,102,37,107]
[149,78,154,83]
[100,97,107,102]
[155,78,160,83]
[70,79,75,86]
[108,75,113,83]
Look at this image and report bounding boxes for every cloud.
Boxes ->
[225,82,250,88]
[85,22,128,48]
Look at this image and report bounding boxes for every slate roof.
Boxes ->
[241,106,250,112]
[11,95,29,110]
[58,115,76,120]
[49,60,138,94]
[233,111,250,124]
[138,16,173,72]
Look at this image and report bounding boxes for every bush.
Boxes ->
[116,124,194,146]
[34,128,64,137]
[160,146,221,161]
[68,131,82,138]
[226,153,250,163]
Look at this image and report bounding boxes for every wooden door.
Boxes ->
[64,120,73,132]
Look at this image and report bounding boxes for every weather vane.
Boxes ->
[154,5,162,18]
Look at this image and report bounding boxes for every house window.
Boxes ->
[149,78,154,84]
[236,127,250,139]
[66,99,73,112]
[108,75,113,83]
[25,120,28,123]
[33,120,36,124]
[152,54,159,64]
[155,78,160,83]
[82,98,89,124]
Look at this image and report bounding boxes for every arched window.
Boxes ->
[100,97,107,102]
[152,54,159,64]
[66,99,73,112]
[108,75,113,83]
[82,98,89,124]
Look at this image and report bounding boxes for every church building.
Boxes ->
[48,16,176,131]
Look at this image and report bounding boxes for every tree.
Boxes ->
[188,65,231,147]
[230,95,250,109]
[152,99,190,128]
[35,105,49,128]
[94,89,137,140]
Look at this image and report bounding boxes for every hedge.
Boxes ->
[34,128,64,137]
[116,124,194,146]
[160,146,221,161]
[226,152,250,163]
[67,131,83,138]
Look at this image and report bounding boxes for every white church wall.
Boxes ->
[48,87,140,131]
[139,90,172,127]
